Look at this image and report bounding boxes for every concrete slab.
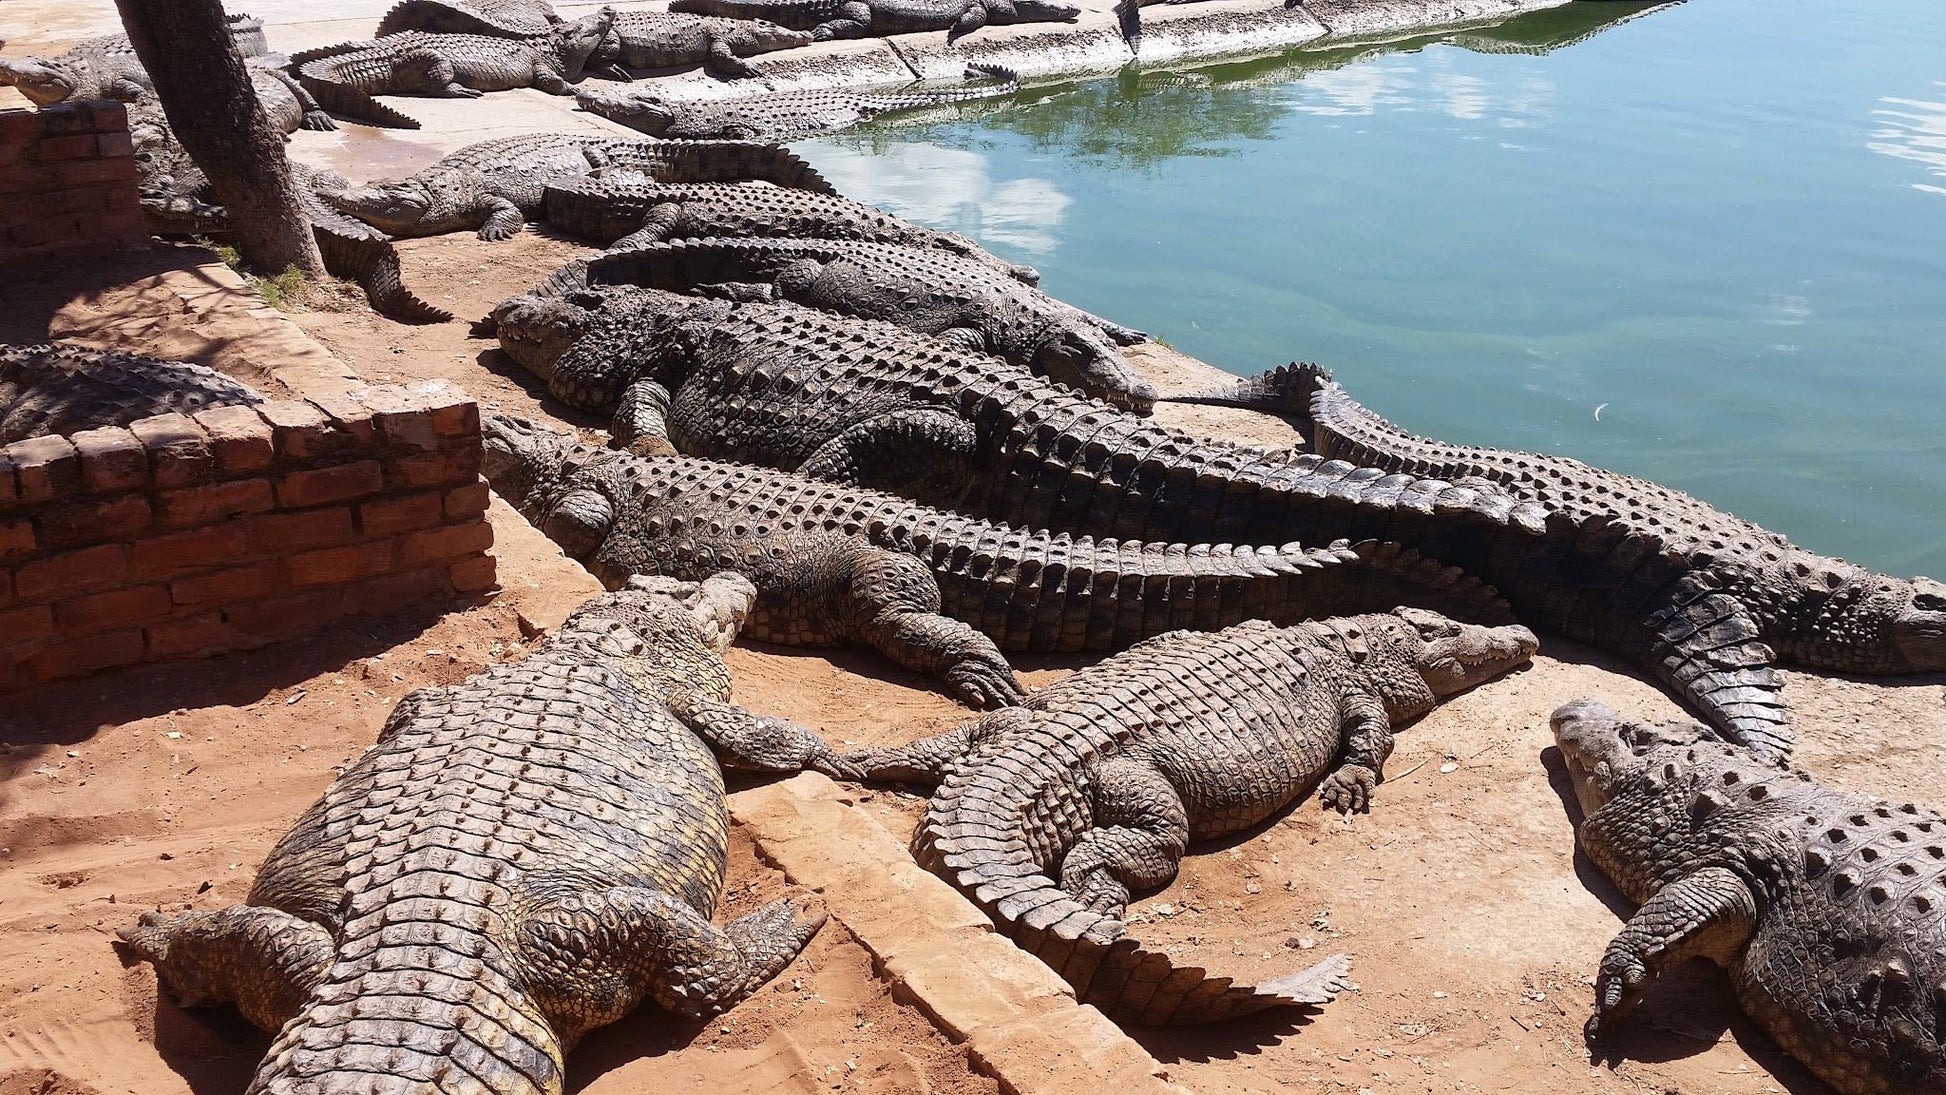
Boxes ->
[890,13,1135,83]
[1303,0,1524,42]
[731,773,1191,1095]
[1131,0,1329,67]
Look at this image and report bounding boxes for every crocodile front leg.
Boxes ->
[612,379,678,454]
[1058,755,1189,918]
[812,1,876,39]
[847,548,1025,709]
[703,37,764,79]
[521,887,824,1043]
[1317,690,1394,814]
[117,905,335,1033]
[1585,865,1757,1042]
[947,1,991,41]
[533,64,574,94]
[665,688,861,779]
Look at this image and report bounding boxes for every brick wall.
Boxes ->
[0,381,497,689]
[0,100,147,264]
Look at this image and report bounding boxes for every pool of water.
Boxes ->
[794,0,1946,576]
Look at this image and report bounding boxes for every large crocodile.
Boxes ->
[1551,699,1946,1095]
[575,64,1021,139]
[824,609,1536,1024]
[483,413,1509,710]
[120,576,831,1095]
[377,0,562,37]
[327,132,835,241]
[0,342,264,443]
[587,238,1153,412]
[293,9,614,129]
[1172,362,1946,761]
[0,16,265,105]
[2,51,331,134]
[670,0,1079,41]
[541,173,1035,283]
[378,0,809,79]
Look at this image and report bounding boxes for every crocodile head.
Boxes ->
[323,179,445,236]
[482,413,622,564]
[490,291,598,379]
[1360,606,1537,721]
[1887,575,1946,671]
[1035,328,1158,415]
[574,86,673,135]
[738,19,816,52]
[560,572,757,698]
[553,6,618,80]
[995,0,1081,24]
[1796,574,1946,674]
[0,57,82,106]
[1550,699,1709,820]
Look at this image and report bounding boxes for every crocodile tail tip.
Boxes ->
[1163,361,1329,416]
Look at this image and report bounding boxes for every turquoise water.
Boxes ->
[795,0,1946,577]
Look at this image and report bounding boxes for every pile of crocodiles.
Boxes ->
[4,4,1940,1094]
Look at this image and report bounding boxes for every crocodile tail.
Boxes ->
[315,226,454,323]
[604,139,836,195]
[918,774,1352,1026]
[297,64,423,129]
[1338,539,1514,624]
[1164,361,1329,419]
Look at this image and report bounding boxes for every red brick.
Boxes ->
[261,399,351,463]
[358,491,444,537]
[56,584,171,631]
[0,451,18,507]
[8,435,81,504]
[306,392,377,447]
[0,111,37,144]
[14,543,128,600]
[33,103,97,136]
[0,604,54,655]
[193,404,274,473]
[96,207,145,237]
[442,480,491,522]
[396,521,493,566]
[158,478,273,528]
[340,566,450,615]
[239,507,355,553]
[409,382,478,438]
[27,628,144,680]
[129,413,212,488]
[84,101,127,130]
[286,540,393,587]
[9,216,82,249]
[48,158,135,186]
[95,131,134,157]
[276,461,383,508]
[387,447,481,490]
[448,554,497,594]
[70,426,148,493]
[37,495,153,547]
[146,613,232,659]
[132,525,245,579]
[31,134,98,161]
[224,590,340,647]
[355,386,439,455]
[0,518,33,560]
[171,561,280,606]
[39,187,105,215]
[0,567,12,605]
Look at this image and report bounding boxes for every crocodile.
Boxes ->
[377,0,562,38]
[827,609,1536,1024]
[119,575,831,1095]
[575,63,1021,140]
[669,0,1080,41]
[541,173,1036,283]
[377,0,807,80]
[482,413,1512,710]
[293,9,615,130]
[326,132,835,241]
[1171,361,1946,761]
[586,238,1153,412]
[0,16,265,105]
[0,342,264,443]
[1551,699,1946,1095]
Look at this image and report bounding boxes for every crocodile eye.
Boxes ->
[1913,591,1946,612]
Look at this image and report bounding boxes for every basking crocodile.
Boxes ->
[828,609,1536,1024]
[483,413,1510,710]
[1,49,330,133]
[378,0,807,79]
[1172,362,1946,761]
[120,576,831,1093]
[376,0,562,37]
[0,16,265,105]
[293,9,614,129]
[0,343,264,443]
[541,173,1035,283]
[575,64,1020,140]
[1551,700,1946,1095]
[327,132,835,241]
[587,238,1152,412]
[670,0,1080,41]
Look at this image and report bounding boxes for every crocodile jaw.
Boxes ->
[0,58,79,105]
[1893,575,1946,671]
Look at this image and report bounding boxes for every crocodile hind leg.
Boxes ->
[608,202,687,251]
[665,688,861,779]
[841,707,1035,784]
[703,37,764,80]
[1058,756,1189,919]
[811,2,876,40]
[1584,865,1757,1042]
[117,905,335,1033]
[797,409,980,507]
[847,548,1026,709]
[395,51,482,97]
[521,888,824,1041]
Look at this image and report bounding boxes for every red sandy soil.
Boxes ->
[2,232,1941,1095]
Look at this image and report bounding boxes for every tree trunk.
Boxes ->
[113,0,322,274]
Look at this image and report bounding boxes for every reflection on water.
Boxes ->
[794,0,1946,574]
[804,142,1071,255]
[1871,85,1946,195]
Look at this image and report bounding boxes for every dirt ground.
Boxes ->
[3,231,1941,1095]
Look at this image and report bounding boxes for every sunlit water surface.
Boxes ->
[794,0,1946,576]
